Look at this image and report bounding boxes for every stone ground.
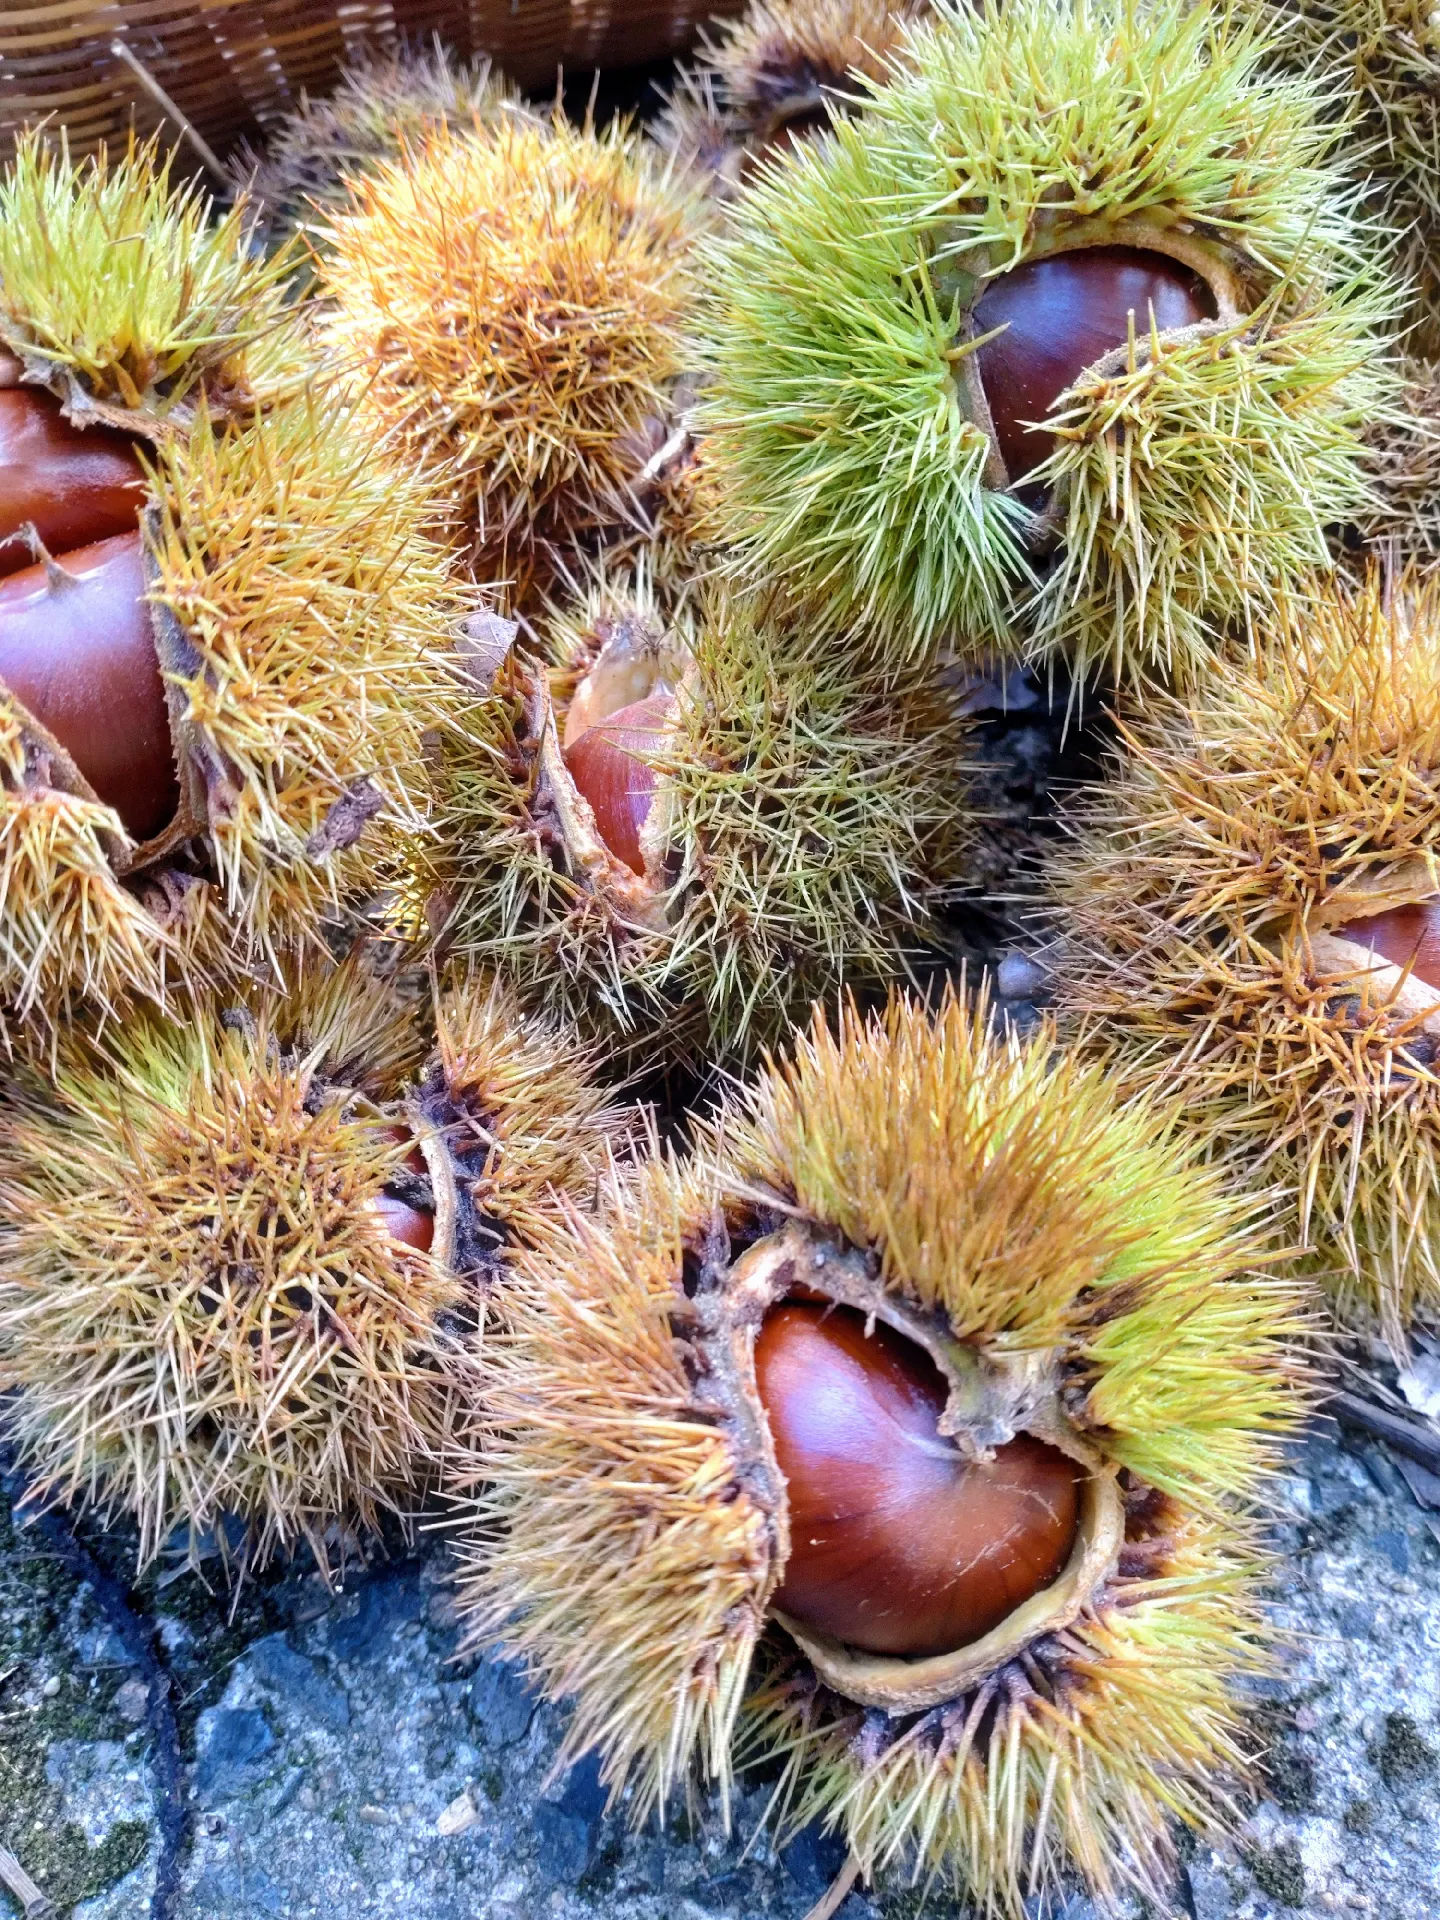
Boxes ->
[5,1416,1440,1920]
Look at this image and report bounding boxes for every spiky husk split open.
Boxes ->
[321,118,697,602]
[1046,573,1440,1348]
[429,573,972,1067]
[0,389,472,1040]
[0,959,619,1573]
[415,973,629,1291]
[699,0,1395,686]
[451,990,1306,1913]
[1249,0,1440,357]
[234,41,526,247]
[0,131,308,434]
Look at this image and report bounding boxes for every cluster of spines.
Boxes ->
[451,990,1308,1912]
[146,388,469,982]
[658,0,924,183]
[1045,571,1440,1347]
[0,957,620,1573]
[1031,288,1393,686]
[1248,0,1440,358]
[232,40,525,245]
[430,576,972,1067]
[0,698,196,1042]
[698,0,1397,684]
[1355,359,1440,574]
[0,961,454,1570]
[0,130,309,428]
[320,115,698,600]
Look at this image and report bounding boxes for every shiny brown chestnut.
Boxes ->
[563,691,674,876]
[370,1127,436,1252]
[1334,901,1440,992]
[0,387,147,578]
[0,531,179,842]
[755,1302,1082,1657]
[972,245,1216,486]
[372,1191,436,1252]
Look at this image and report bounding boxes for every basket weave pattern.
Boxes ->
[0,2,733,164]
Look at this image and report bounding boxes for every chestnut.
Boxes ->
[973,245,1216,485]
[372,1191,436,1252]
[0,531,178,843]
[1333,901,1440,992]
[371,1126,435,1252]
[562,690,674,876]
[0,387,147,578]
[755,1301,1082,1657]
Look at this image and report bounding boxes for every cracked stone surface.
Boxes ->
[3,1417,1439,1920]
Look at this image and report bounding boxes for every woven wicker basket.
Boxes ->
[0,2,738,170]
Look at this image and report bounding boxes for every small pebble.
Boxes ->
[114,1677,149,1722]
[426,1591,462,1630]
[436,1790,479,1837]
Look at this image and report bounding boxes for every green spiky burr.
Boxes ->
[0,130,308,435]
[699,0,1398,689]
